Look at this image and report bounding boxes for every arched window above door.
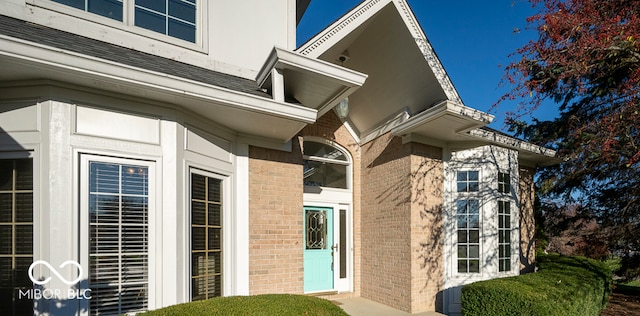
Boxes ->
[303,140,351,189]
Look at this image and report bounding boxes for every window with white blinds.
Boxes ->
[88,161,148,316]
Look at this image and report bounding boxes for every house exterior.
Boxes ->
[0,0,556,315]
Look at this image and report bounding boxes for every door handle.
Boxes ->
[331,244,338,252]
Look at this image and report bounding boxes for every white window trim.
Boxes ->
[302,137,353,193]
[187,167,231,300]
[30,0,207,51]
[78,153,158,314]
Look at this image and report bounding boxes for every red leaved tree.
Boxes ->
[502,0,640,275]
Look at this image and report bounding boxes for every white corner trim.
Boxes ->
[234,143,250,295]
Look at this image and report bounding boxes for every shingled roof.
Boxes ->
[0,14,270,99]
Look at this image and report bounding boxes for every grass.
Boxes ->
[137,294,348,316]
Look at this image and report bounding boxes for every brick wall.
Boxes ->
[361,133,444,313]
[248,141,304,294]
[409,143,444,312]
[519,166,536,273]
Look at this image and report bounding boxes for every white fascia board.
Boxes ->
[256,47,367,89]
[0,36,317,124]
[467,128,557,158]
[391,100,494,136]
[297,0,392,58]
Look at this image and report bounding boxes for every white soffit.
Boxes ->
[0,36,316,142]
[256,47,368,118]
[391,100,494,142]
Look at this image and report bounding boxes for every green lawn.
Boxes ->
[138,294,348,316]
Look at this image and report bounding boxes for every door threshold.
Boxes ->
[305,290,338,296]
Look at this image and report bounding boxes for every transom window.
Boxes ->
[51,0,197,42]
[498,201,511,272]
[0,158,33,315]
[456,199,480,273]
[457,171,479,192]
[88,161,149,315]
[498,172,511,194]
[191,172,222,301]
[303,141,350,189]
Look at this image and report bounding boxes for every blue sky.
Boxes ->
[297,0,552,130]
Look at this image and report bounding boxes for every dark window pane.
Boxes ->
[457,260,467,273]
[207,252,221,274]
[469,260,480,273]
[469,230,479,243]
[0,225,11,254]
[90,194,120,224]
[135,7,166,34]
[192,202,206,225]
[191,174,205,201]
[208,178,221,203]
[88,0,123,21]
[208,204,220,227]
[192,227,205,250]
[15,193,32,222]
[457,231,467,243]
[208,228,221,250]
[303,160,347,189]
[169,0,196,23]
[457,246,467,259]
[14,159,32,191]
[136,0,166,13]
[0,194,11,222]
[15,225,32,254]
[52,0,84,10]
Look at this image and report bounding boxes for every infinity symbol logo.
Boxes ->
[28,260,84,285]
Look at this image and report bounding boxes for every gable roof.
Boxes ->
[296,0,473,138]
[297,0,557,166]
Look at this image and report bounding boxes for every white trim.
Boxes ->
[29,0,207,52]
[234,143,250,295]
[78,153,158,314]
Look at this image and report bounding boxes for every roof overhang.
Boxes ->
[391,100,494,143]
[466,128,560,167]
[256,47,368,118]
[0,35,317,142]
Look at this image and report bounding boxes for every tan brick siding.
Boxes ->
[248,141,304,294]
[519,166,536,273]
[360,133,444,313]
[409,144,444,312]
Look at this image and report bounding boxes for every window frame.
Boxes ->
[34,0,205,48]
[302,139,352,191]
[0,156,34,315]
[79,154,157,315]
[189,168,225,301]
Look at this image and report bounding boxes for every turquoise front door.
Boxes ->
[303,206,334,292]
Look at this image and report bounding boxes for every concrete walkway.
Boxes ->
[335,297,445,316]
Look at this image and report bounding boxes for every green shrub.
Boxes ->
[461,254,613,316]
[137,294,348,316]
